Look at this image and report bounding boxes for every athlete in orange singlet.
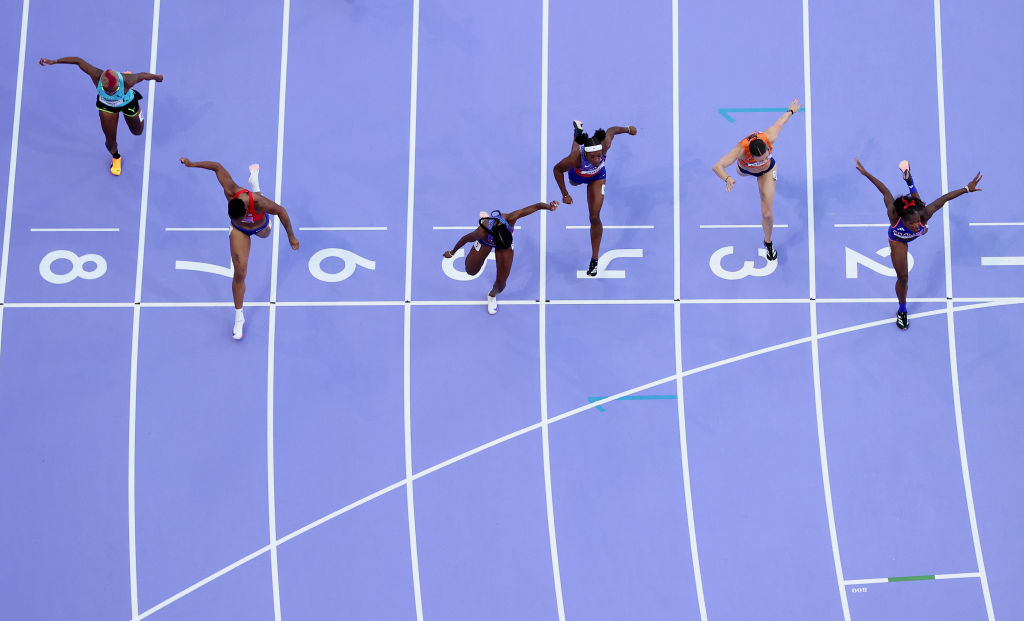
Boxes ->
[180,158,300,340]
[712,98,801,261]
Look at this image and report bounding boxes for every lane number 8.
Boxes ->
[39,249,108,284]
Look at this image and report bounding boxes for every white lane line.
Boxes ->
[128,1,161,616]
[29,227,120,232]
[432,225,522,230]
[969,222,1024,226]
[264,2,290,619]
[126,298,1024,611]
[980,256,1024,266]
[699,224,788,229]
[298,226,388,231]
[0,0,29,306]
[844,572,981,585]
[934,1,994,618]
[404,2,424,618]
[164,227,229,232]
[538,2,565,618]
[833,223,888,228]
[802,1,849,618]
[673,1,705,614]
[565,224,654,230]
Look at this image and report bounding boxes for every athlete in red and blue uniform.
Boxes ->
[180,158,300,340]
[39,56,163,176]
[855,158,983,329]
[444,200,559,314]
[553,120,637,276]
[712,99,802,261]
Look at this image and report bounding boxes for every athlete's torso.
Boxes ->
[737,132,773,172]
[574,150,606,177]
[232,189,265,226]
[888,217,927,242]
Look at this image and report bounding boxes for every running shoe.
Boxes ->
[586,258,598,277]
[110,155,122,176]
[899,160,911,181]
[573,119,585,142]
[764,240,778,261]
[487,294,498,315]
[896,311,909,330]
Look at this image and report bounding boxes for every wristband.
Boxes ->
[964,186,970,193]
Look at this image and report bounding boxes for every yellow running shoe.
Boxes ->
[110,155,122,176]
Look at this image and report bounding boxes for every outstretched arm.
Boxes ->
[179,158,240,197]
[601,125,637,152]
[506,201,559,227]
[124,72,164,89]
[763,98,801,143]
[922,173,983,223]
[552,153,580,203]
[712,145,745,191]
[854,157,896,210]
[443,229,487,258]
[38,56,102,84]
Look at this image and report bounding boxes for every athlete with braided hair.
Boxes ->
[443,200,559,314]
[553,120,637,276]
[855,157,982,329]
[39,56,163,176]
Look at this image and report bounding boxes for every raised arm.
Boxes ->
[552,152,581,203]
[922,173,982,223]
[601,125,637,152]
[712,144,746,191]
[38,56,102,84]
[506,201,559,227]
[854,158,897,220]
[763,98,801,144]
[124,72,164,89]
[179,158,240,197]
[443,229,487,258]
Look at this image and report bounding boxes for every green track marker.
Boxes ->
[717,106,806,123]
[587,394,678,412]
[888,575,935,582]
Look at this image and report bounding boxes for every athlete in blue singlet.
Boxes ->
[39,56,163,175]
[553,120,637,276]
[444,200,559,314]
[855,158,983,330]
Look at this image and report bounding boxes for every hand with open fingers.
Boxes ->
[725,177,736,192]
[788,98,800,114]
[966,172,983,192]
[854,158,867,175]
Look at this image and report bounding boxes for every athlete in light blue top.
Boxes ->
[39,56,163,175]
[855,157,983,330]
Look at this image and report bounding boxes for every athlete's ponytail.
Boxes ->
[479,211,514,250]
[575,128,607,149]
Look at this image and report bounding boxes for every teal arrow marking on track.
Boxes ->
[718,106,806,123]
[587,394,678,413]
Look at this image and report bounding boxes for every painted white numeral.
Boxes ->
[442,248,494,281]
[575,248,643,279]
[308,248,376,283]
[39,249,108,284]
[845,246,914,279]
[175,259,233,278]
[709,246,777,280]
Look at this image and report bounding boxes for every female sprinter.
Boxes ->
[712,99,801,261]
[39,56,163,175]
[443,200,559,314]
[553,121,637,276]
[855,158,982,329]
